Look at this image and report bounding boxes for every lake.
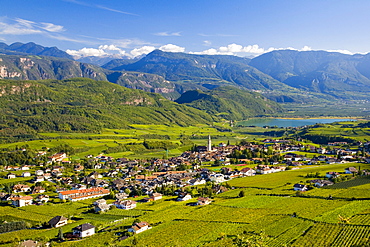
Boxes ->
[238,118,356,128]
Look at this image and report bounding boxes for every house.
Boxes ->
[177,192,192,201]
[32,186,46,194]
[150,193,162,201]
[22,172,31,177]
[95,203,110,213]
[20,240,41,247]
[310,179,334,187]
[293,184,308,191]
[35,194,49,203]
[93,199,107,206]
[48,153,67,162]
[197,197,212,206]
[240,167,256,176]
[115,193,129,200]
[7,173,16,179]
[58,187,110,201]
[113,200,137,210]
[326,172,340,179]
[209,174,225,183]
[128,222,151,234]
[188,178,206,185]
[73,223,95,238]
[35,170,44,176]
[11,196,33,207]
[48,216,68,228]
[13,184,31,193]
[345,167,358,174]
[34,176,45,183]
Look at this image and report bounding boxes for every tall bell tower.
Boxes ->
[207,135,212,152]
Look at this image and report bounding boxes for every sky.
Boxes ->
[1,0,370,58]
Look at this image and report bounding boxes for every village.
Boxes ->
[1,136,369,245]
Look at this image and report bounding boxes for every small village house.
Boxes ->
[73,223,95,238]
[128,222,151,234]
[48,216,68,228]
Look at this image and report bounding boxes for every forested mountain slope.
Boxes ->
[0,78,215,142]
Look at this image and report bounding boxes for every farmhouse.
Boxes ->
[310,179,334,187]
[48,153,67,162]
[345,167,358,174]
[128,221,151,234]
[94,203,110,213]
[22,172,31,177]
[11,196,33,207]
[326,172,340,179]
[177,192,192,201]
[240,167,256,176]
[13,184,31,193]
[150,193,162,201]
[197,197,212,205]
[35,194,49,203]
[73,223,95,238]
[48,216,68,228]
[293,184,308,191]
[58,187,110,201]
[113,200,137,209]
[209,174,225,183]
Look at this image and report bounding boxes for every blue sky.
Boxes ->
[1,0,370,58]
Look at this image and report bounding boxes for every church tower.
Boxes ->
[207,135,212,152]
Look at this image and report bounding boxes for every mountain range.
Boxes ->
[0,42,73,59]
[2,42,370,103]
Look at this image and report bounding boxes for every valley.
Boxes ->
[0,43,370,246]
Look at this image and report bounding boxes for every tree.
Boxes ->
[239,190,245,198]
[132,236,138,246]
[58,227,64,241]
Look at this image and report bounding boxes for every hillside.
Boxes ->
[111,50,292,92]
[175,86,283,120]
[0,78,215,142]
[104,50,333,103]
[249,50,370,99]
[0,54,107,81]
[0,42,73,59]
[105,71,181,100]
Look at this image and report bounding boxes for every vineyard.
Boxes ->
[0,162,369,246]
[292,223,370,247]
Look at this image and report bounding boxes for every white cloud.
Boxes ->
[191,44,343,57]
[159,44,185,53]
[46,33,88,43]
[203,40,212,46]
[98,44,126,55]
[0,20,42,35]
[40,22,65,32]
[154,31,181,37]
[326,49,353,55]
[66,47,107,58]
[66,44,129,58]
[192,43,266,56]
[95,5,139,16]
[301,46,312,51]
[130,46,156,57]
[190,48,231,55]
[0,17,64,35]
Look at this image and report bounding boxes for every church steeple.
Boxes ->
[207,135,212,152]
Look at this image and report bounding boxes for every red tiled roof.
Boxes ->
[60,187,109,195]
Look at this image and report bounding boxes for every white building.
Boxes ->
[128,222,151,234]
[73,223,95,238]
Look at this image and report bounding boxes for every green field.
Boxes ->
[0,162,369,246]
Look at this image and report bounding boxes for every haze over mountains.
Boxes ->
[1,42,370,104]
